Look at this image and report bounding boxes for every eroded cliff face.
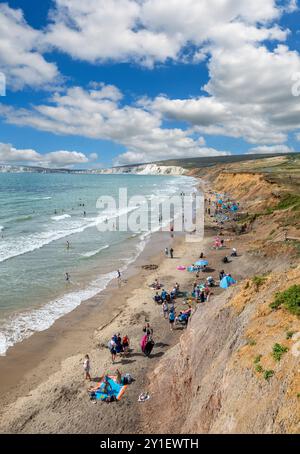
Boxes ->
[141,167,300,434]
[142,266,300,434]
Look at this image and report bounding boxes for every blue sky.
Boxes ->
[0,0,300,168]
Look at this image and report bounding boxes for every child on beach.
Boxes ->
[83,355,91,381]
[122,335,130,355]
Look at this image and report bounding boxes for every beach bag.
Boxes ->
[123,373,133,384]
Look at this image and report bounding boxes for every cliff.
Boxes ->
[141,163,300,434]
[98,163,186,176]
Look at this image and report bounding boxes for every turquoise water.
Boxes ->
[0,173,196,355]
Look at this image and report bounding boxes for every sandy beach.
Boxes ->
[0,173,299,434]
[0,180,239,434]
[0,229,206,433]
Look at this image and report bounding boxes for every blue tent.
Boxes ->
[220,275,236,289]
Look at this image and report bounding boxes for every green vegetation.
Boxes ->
[264,370,275,381]
[254,355,262,364]
[270,285,300,316]
[276,193,300,211]
[252,275,267,291]
[272,343,288,362]
[255,365,263,373]
[286,331,295,340]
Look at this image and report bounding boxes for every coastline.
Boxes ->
[1,168,298,434]
[0,228,181,402]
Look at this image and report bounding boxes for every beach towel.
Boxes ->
[92,375,127,401]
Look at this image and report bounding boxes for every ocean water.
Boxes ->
[0,173,196,355]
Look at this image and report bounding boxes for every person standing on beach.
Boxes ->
[162,301,169,319]
[108,337,117,363]
[170,247,174,259]
[165,247,169,257]
[169,310,175,331]
[143,322,153,336]
[83,355,91,381]
[65,272,70,282]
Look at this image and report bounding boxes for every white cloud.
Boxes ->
[151,41,300,145]
[0,4,60,90]
[0,0,299,164]
[0,83,230,164]
[0,142,92,167]
[43,0,289,66]
[246,145,295,154]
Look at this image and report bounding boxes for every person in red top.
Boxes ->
[122,335,130,355]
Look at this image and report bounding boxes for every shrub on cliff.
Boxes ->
[272,343,288,362]
[270,285,300,316]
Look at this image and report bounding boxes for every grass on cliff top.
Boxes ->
[270,285,300,316]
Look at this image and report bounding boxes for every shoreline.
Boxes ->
[0,173,198,357]
[0,173,282,434]
[0,228,182,402]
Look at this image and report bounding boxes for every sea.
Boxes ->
[0,172,197,355]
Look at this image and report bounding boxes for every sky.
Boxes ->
[0,0,300,168]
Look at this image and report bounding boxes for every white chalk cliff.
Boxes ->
[97,163,186,175]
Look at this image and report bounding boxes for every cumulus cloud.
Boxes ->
[151,41,300,145]
[0,4,60,90]
[246,145,296,154]
[0,0,299,164]
[0,142,93,167]
[0,83,230,164]
[43,0,290,66]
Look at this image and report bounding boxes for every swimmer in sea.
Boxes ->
[65,272,70,282]
[66,241,70,250]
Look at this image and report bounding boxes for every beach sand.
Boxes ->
[0,183,260,434]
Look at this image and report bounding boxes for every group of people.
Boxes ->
[165,247,174,259]
[153,282,180,305]
[192,280,212,303]
[107,333,130,363]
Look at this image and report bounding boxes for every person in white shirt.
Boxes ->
[83,354,91,381]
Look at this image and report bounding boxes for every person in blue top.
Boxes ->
[169,310,175,331]
[161,289,167,301]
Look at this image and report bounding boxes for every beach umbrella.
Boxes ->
[220,275,237,289]
[195,260,209,267]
